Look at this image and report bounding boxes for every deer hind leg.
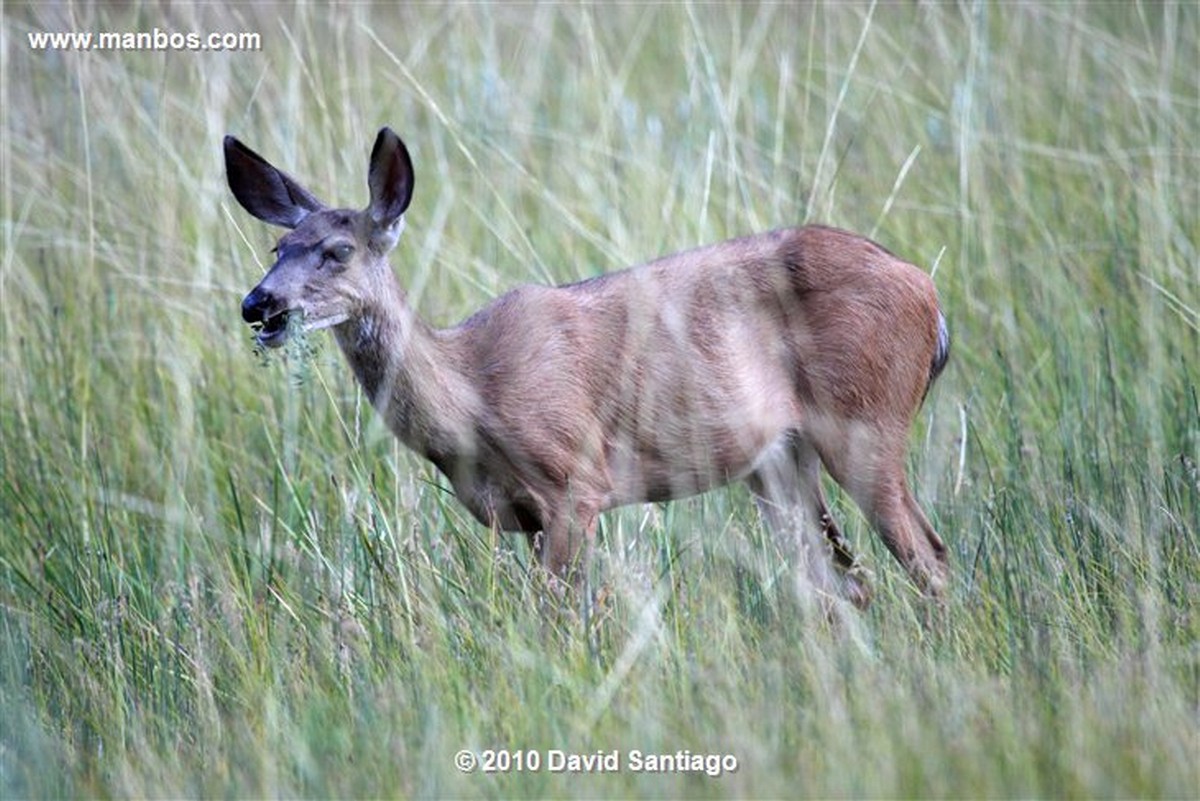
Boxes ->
[747,436,873,610]
[812,422,948,598]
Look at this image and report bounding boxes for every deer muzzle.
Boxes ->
[241,286,294,348]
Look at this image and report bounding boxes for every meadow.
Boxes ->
[2,2,1197,797]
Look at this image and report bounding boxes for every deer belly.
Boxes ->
[449,471,545,533]
[602,427,774,506]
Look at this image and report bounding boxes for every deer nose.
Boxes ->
[242,287,272,324]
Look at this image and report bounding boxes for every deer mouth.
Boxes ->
[252,309,297,348]
[252,309,352,348]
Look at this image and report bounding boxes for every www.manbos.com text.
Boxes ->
[28,28,262,52]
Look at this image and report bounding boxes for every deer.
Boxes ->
[225,126,951,611]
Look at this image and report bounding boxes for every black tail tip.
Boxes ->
[928,310,951,387]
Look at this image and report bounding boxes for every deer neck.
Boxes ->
[333,271,477,465]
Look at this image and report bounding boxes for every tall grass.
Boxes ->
[2,2,1197,797]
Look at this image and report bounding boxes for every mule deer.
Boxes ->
[226,127,950,608]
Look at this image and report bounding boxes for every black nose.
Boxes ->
[242,287,271,324]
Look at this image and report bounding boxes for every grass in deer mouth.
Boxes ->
[253,310,299,347]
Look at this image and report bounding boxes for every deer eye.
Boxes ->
[326,243,354,264]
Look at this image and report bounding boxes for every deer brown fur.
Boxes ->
[227,127,950,608]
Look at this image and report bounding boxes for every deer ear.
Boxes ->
[366,127,414,231]
[224,135,326,229]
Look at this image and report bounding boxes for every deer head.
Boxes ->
[225,127,414,348]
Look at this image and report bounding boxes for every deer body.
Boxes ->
[227,128,950,608]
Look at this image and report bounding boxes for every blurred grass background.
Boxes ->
[2,1,1197,797]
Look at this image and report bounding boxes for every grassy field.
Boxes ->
[2,2,1197,797]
